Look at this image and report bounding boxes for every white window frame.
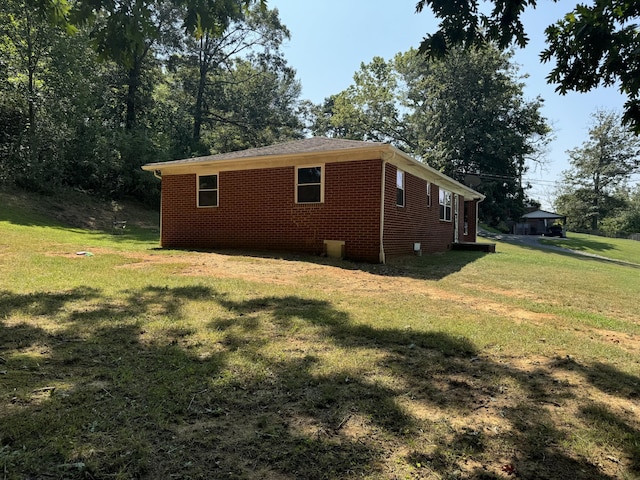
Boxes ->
[439,188,452,222]
[396,169,405,207]
[426,181,432,207]
[197,173,219,208]
[295,165,324,204]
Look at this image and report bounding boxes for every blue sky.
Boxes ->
[269,0,633,209]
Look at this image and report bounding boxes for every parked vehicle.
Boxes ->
[544,225,565,237]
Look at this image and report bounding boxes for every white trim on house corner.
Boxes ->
[379,160,387,264]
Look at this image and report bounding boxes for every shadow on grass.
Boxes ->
[544,236,617,254]
[500,238,640,269]
[491,234,640,269]
[170,246,490,282]
[1,287,638,479]
[0,287,101,318]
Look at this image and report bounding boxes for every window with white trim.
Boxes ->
[439,188,452,221]
[296,166,323,203]
[396,170,405,207]
[426,182,432,207]
[198,174,218,207]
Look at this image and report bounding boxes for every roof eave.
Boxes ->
[143,142,485,201]
[141,145,392,173]
[381,146,485,201]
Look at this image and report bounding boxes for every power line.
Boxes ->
[522,178,563,187]
[455,170,640,188]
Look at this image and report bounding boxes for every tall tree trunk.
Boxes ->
[25,9,37,162]
[125,59,141,131]
[192,35,210,147]
[193,68,206,144]
[592,174,600,231]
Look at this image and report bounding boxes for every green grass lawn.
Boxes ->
[540,231,640,265]
[1,190,639,479]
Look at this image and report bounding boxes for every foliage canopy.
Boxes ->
[0,0,302,202]
[415,0,640,133]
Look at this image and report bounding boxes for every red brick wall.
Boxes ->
[382,164,456,257]
[160,159,383,262]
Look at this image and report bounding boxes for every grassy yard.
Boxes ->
[539,232,640,265]
[1,190,639,480]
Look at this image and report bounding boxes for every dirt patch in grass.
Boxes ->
[99,247,640,357]
[116,250,559,323]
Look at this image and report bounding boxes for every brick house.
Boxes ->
[142,137,485,263]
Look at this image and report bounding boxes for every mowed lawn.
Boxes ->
[1,192,639,480]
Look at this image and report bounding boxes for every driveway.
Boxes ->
[479,231,565,251]
[478,230,640,267]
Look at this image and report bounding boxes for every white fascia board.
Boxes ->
[143,143,484,201]
[141,146,389,175]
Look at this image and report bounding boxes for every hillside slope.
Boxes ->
[0,187,159,232]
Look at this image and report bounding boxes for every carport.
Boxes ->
[514,210,566,236]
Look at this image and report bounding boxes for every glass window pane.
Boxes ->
[298,184,321,203]
[199,190,218,207]
[440,204,445,220]
[396,171,404,206]
[298,167,321,185]
[199,175,218,190]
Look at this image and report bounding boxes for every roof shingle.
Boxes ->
[168,137,387,165]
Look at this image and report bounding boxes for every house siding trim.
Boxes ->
[379,160,388,263]
[146,148,390,177]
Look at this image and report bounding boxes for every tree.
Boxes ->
[199,57,304,152]
[71,0,265,131]
[556,110,640,231]
[176,5,292,153]
[415,0,640,133]
[308,46,550,226]
[72,0,180,130]
[618,186,640,234]
[305,55,411,148]
[599,186,640,235]
[0,0,71,188]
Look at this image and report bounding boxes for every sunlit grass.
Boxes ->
[540,231,640,265]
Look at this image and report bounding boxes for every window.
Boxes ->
[198,174,218,207]
[296,166,323,203]
[426,182,432,207]
[439,188,452,221]
[396,170,405,207]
